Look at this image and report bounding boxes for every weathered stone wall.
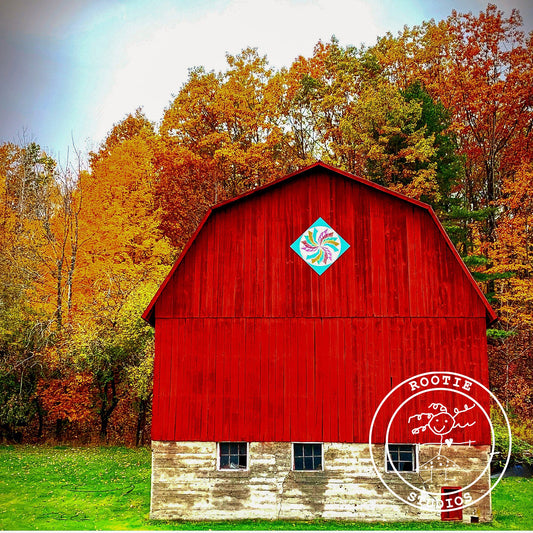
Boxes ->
[150,441,491,522]
[417,444,492,519]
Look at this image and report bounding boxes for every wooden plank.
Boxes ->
[189,230,201,318]
[211,211,223,317]
[151,323,164,440]
[168,319,183,440]
[258,319,270,441]
[284,319,295,441]
[163,319,177,440]
[174,250,193,318]
[315,318,328,442]
[293,319,307,441]
[222,317,233,441]
[406,206,421,317]
[188,318,203,438]
[256,193,267,319]
[233,205,245,318]
[247,318,262,440]
[271,190,282,317]
[386,197,409,316]
[359,187,373,317]
[337,319,349,442]
[312,319,322,442]
[220,209,236,318]
[235,318,247,440]
[242,199,253,318]
[382,197,396,316]
[225,317,237,439]
[263,195,274,318]
[343,319,356,442]
[335,179,352,318]
[369,194,386,317]
[200,318,214,441]
[284,185,296,318]
[213,318,227,440]
[273,319,285,440]
[331,318,342,442]
[359,318,371,440]
[198,219,215,317]
[419,216,434,317]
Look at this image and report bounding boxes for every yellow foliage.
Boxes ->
[490,162,533,328]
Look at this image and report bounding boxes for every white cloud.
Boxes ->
[90,0,384,144]
[8,0,529,157]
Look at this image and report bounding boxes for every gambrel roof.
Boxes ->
[143,161,496,326]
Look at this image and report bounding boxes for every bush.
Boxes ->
[492,412,533,471]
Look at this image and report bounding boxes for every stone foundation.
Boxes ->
[150,441,491,522]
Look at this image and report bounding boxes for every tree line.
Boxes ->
[1,3,532,445]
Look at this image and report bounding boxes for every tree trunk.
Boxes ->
[55,418,65,442]
[135,398,148,447]
[484,159,496,296]
[67,190,81,321]
[56,257,64,330]
[34,398,44,439]
[99,379,119,441]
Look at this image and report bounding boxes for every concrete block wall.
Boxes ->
[150,441,491,522]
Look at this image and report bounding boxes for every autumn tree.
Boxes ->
[157,48,291,250]
[334,80,439,202]
[371,5,533,246]
[69,110,172,440]
[0,142,56,312]
[282,39,452,204]
[489,162,533,328]
[36,371,95,441]
[0,142,57,440]
[2,4,533,444]
[442,5,533,246]
[280,57,323,164]
[281,40,362,170]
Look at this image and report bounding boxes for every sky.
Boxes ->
[0,0,532,163]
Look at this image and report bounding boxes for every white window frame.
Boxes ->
[217,442,249,471]
[384,443,418,473]
[291,442,324,471]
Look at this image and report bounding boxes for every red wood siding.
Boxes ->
[154,171,487,321]
[148,166,493,444]
[151,317,490,443]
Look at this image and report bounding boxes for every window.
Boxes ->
[293,443,323,471]
[218,442,248,470]
[385,444,416,472]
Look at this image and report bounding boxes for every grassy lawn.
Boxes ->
[0,445,531,530]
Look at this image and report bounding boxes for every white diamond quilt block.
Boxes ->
[290,217,350,275]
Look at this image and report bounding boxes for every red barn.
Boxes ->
[143,162,496,522]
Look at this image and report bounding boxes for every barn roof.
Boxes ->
[142,161,497,326]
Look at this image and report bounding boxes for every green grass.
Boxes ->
[0,445,531,530]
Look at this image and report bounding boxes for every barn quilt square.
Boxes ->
[291,218,350,275]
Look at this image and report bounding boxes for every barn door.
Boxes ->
[441,487,463,521]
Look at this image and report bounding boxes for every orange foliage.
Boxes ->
[3,4,533,444]
[74,124,173,326]
[36,372,95,424]
[490,162,533,328]
[157,48,292,249]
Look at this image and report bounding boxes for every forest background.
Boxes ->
[0,4,532,452]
